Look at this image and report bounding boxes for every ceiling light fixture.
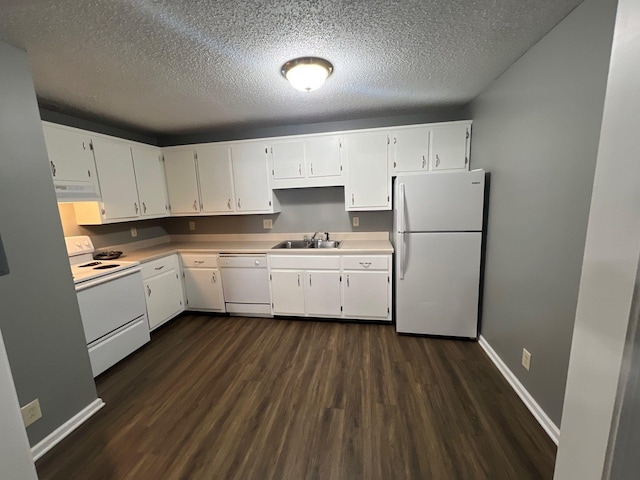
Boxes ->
[281,57,333,92]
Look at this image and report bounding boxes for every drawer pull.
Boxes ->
[359,262,372,268]
[194,260,205,264]
[146,285,151,297]
[154,265,165,270]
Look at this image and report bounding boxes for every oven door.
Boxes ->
[76,268,146,344]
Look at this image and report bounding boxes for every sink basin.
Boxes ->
[271,240,343,249]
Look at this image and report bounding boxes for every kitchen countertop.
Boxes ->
[115,234,394,264]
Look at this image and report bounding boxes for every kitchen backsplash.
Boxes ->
[58,187,393,247]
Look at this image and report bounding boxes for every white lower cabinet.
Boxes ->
[181,254,225,312]
[141,255,185,331]
[269,254,391,321]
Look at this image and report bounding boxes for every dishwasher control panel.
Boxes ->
[219,254,266,268]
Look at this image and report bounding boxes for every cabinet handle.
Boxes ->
[238,198,241,209]
[227,198,231,210]
[297,275,301,287]
[346,275,350,287]
[147,285,151,297]
[309,274,312,287]
[143,202,147,213]
[193,200,198,211]
[299,164,302,175]
[212,272,216,283]
[134,202,139,213]
[351,193,355,206]
[50,161,56,177]
[87,169,91,178]
[194,260,205,264]
[154,265,164,271]
[435,155,440,168]
[422,155,426,169]
[310,163,314,175]
[359,262,372,268]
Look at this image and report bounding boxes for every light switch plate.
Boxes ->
[352,216,360,227]
[189,221,196,231]
[522,348,531,371]
[130,227,137,238]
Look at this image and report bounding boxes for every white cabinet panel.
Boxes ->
[305,136,342,178]
[131,145,169,217]
[144,268,184,330]
[197,145,236,214]
[271,140,305,179]
[183,268,225,312]
[305,271,341,317]
[343,271,390,320]
[163,149,200,215]
[42,123,98,190]
[431,125,470,171]
[344,131,390,211]
[270,270,305,315]
[391,127,429,173]
[91,138,139,219]
[231,142,274,213]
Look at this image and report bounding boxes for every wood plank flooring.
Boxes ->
[36,315,556,479]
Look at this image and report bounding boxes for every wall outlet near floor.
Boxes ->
[352,216,360,227]
[189,221,196,231]
[522,348,532,371]
[130,227,137,238]
[263,219,273,229]
[21,398,42,427]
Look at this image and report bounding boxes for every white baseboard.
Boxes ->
[31,398,105,461]
[478,336,560,445]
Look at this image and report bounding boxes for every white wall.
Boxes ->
[554,0,640,476]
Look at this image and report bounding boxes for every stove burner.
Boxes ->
[93,264,119,270]
[79,261,102,268]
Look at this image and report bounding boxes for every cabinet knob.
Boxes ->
[193,200,198,211]
[50,161,56,177]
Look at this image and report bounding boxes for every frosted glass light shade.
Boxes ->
[281,57,333,92]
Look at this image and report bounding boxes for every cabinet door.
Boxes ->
[42,124,98,187]
[344,132,390,210]
[131,145,169,217]
[305,136,342,178]
[343,271,389,319]
[271,140,305,180]
[197,145,236,213]
[92,138,139,220]
[431,125,469,171]
[391,127,429,173]
[183,268,224,311]
[305,271,341,317]
[144,269,184,330]
[231,143,272,212]
[270,270,305,315]
[163,149,200,215]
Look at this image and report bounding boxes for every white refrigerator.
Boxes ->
[394,170,485,337]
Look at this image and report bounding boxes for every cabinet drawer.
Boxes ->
[180,253,219,268]
[141,255,179,280]
[342,255,389,271]
[269,255,340,270]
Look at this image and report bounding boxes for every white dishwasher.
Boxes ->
[219,254,272,316]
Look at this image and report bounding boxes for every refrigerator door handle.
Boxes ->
[398,233,405,280]
[398,183,406,234]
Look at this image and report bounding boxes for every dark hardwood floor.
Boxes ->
[36,315,556,479]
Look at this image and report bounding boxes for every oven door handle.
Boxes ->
[75,267,141,292]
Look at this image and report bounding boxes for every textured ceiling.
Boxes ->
[0,0,583,135]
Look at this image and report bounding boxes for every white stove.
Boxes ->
[65,236,139,285]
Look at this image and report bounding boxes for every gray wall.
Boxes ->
[164,187,392,236]
[0,42,97,445]
[466,0,616,426]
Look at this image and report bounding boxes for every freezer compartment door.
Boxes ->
[395,170,484,232]
[395,232,481,337]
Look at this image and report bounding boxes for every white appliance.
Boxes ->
[219,254,272,316]
[394,170,485,338]
[66,236,149,376]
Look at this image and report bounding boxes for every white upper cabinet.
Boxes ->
[131,145,169,218]
[431,124,470,171]
[390,127,430,173]
[163,148,200,215]
[231,142,279,213]
[197,144,236,214]
[270,134,343,189]
[90,138,139,220]
[344,131,391,211]
[42,123,100,200]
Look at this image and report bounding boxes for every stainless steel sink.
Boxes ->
[272,240,343,249]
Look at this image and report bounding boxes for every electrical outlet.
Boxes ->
[522,348,531,371]
[263,219,273,229]
[21,399,42,427]
[189,221,196,231]
[130,227,137,238]
[352,216,360,227]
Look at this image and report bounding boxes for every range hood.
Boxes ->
[54,182,100,202]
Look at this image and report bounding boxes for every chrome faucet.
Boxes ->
[310,232,329,245]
